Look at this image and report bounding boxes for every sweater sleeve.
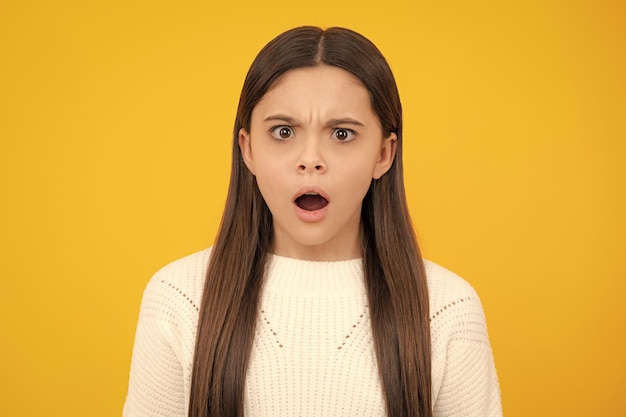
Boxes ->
[427,261,503,417]
[123,250,208,417]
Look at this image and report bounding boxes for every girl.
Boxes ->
[124,26,502,417]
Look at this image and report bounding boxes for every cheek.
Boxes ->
[336,161,376,199]
[253,164,287,207]
[336,151,379,181]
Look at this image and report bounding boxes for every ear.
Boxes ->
[238,128,256,175]
[372,132,397,179]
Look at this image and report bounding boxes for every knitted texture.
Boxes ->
[123,249,502,416]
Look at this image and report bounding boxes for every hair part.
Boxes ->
[189,26,432,417]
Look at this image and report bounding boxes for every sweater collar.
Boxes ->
[263,254,365,297]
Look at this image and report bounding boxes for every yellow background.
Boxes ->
[1,0,624,415]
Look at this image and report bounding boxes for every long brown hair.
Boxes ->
[189,26,431,417]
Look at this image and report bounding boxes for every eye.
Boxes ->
[270,126,294,140]
[332,128,356,142]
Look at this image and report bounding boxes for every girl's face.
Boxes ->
[239,65,396,261]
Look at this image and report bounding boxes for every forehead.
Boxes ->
[253,65,375,118]
[270,64,365,91]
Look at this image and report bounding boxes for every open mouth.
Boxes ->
[295,193,329,211]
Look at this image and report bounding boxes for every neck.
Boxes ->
[271,223,364,261]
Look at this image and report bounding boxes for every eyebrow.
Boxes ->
[262,115,365,127]
[263,114,299,124]
[325,118,365,127]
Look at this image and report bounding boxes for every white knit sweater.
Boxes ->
[123,249,502,416]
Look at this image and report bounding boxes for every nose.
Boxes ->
[297,137,327,173]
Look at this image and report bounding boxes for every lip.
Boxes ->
[292,185,330,223]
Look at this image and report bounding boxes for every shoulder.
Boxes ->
[140,248,211,324]
[125,249,211,416]
[424,260,481,320]
[424,259,491,345]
